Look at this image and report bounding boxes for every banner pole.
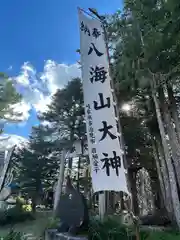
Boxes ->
[99,191,106,220]
[53,149,67,216]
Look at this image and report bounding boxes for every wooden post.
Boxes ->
[99,192,106,220]
[53,149,67,216]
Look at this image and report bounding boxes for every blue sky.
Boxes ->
[0,0,122,138]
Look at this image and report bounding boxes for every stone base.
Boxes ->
[45,230,87,240]
[56,233,87,240]
[45,229,58,240]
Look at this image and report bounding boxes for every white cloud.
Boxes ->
[4,101,31,122]
[33,94,52,113]
[40,60,81,94]
[12,60,81,121]
[0,134,28,150]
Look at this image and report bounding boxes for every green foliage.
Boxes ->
[2,230,23,240]
[145,231,180,240]
[45,217,60,229]
[0,72,21,132]
[12,78,88,207]
[41,78,86,147]
[0,201,34,226]
[88,217,180,240]
[39,78,89,192]
[88,217,133,240]
[0,73,21,112]
[12,125,60,199]
[105,1,180,207]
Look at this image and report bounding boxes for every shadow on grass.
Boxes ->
[0,210,52,238]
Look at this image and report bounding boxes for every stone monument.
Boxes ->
[46,175,88,240]
[56,175,89,235]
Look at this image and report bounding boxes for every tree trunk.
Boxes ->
[156,138,174,213]
[152,138,167,209]
[159,87,180,190]
[149,164,165,212]
[128,168,139,216]
[32,194,37,213]
[167,85,180,144]
[152,89,180,228]
[119,191,125,211]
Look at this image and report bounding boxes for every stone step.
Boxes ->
[23,233,37,240]
[56,233,87,240]
[45,230,88,240]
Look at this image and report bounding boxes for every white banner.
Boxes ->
[78,9,128,193]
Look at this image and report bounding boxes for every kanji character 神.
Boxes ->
[101,151,121,176]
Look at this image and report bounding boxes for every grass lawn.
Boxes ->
[0,210,52,239]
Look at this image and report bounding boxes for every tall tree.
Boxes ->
[0,72,21,127]
[106,0,180,226]
[12,125,60,211]
[41,78,86,168]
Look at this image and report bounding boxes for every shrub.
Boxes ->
[88,217,134,240]
[1,229,24,240]
[0,202,34,226]
[4,232,22,240]
[88,217,180,240]
[46,217,60,229]
[145,231,180,240]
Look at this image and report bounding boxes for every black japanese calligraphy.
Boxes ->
[99,121,117,141]
[80,21,90,36]
[92,28,101,38]
[92,147,99,173]
[90,66,107,83]
[90,138,95,144]
[86,104,95,144]
[89,126,94,138]
[89,120,93,126]
[92,153,98,160]
[94,93,110,110]
[92,148,96,154]
[93,160,99,173]
[87,109,91,115]
[88,115,92,121]
[101,151,121,176]
[88,43,103,56]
